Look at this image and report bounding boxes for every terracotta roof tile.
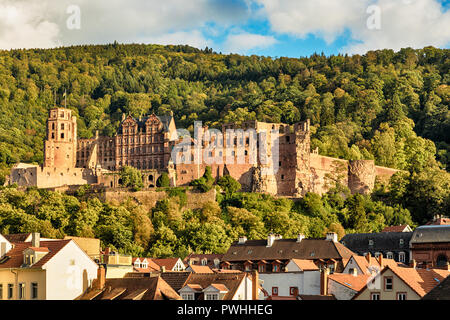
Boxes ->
[189,265,214,274]
[182,272,246,300]
[0,240,71,269]
[382,225,411,232]
[290,259,319,271]
[328,273,371,291]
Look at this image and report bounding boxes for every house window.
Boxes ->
[272,287,278,296]
[397,292,407,300]
[369,240,374,246]
[205,293,219,300]
[371,292,380,300]
[399,239,404,245]
[375,252,381,258]
[201,258,207,266]
[181,293,194,300]
[258,265,265,273]
[399,252,405,263]
[289,287,298,296]
[386,252,394,259]
[7,284,13,299]
[384,277,393,291]
[31,283,38,299]
[18,283,25,300]
[273,265,279,272]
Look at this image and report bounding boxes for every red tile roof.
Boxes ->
[289,259,319,271]
[328,273,371,292]
[0,240,71,269]
[151,258,182,271]
[188,265,214,274]
[382,225,411,232]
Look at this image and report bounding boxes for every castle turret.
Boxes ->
[348,160,376,194]
[44,107,77,168]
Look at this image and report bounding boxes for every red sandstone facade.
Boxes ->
[10,107,399,195]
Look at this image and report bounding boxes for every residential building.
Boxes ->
[328,271,371,300]
[341,232,413,264]
[353,265,450,300]
[64,236,101,261]
[221,233,354,274]
[152,258,186,272]
[410,225,450,268]
[78,267,181,300]
[342,254,400,276]
[178,271,260,300]
[0,232,98,300]
[101,248,133,278]
[259,259,321,299]
[184,253,223,269]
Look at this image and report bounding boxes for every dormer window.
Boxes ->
[205,293,219,300]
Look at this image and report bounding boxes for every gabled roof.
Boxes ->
[382,225,412,233]
[328,273,371,292]
[289,259,319,271]
[181,272,246,300]
[188,265,214,274]
[222,238,355,262]
[354,266,450,299]
[132,257,161,272]
[346,255,400,275]
[160,272,191,292]
[78,276,180,300]
[184,253,223,266]
[208,283,229,292]
[151,258,183,271]
[0,240,71,269]
[3,233,32,243]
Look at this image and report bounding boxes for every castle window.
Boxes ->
[51,133,55,139]
[286,136,290,143]
[52,123,55,130]
[61,123,64,130]
[61,133,64,139]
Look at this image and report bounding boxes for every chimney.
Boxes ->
[326,232,338,243]
[409,259,417,268]
[251,270,259,300]
[94,266,106,290]
[320,268,329,296]
[297,234,305,243]
[238,236,247,245]
[377,254,383,268]
[365,253,371,264]
[266,234,276,247]
[31,233,40,248]
[160,265,166,273]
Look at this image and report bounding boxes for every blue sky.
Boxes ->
[1,0,449,57]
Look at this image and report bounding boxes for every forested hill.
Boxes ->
[0,44,448,176]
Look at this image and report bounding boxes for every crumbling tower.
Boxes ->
[44,107,77,168]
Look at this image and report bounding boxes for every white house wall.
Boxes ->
[259,271,320,297]
[44,241,98,300]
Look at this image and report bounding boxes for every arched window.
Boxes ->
[398,252,406,263]
[436,254,448,267]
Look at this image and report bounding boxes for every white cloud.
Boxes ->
[224,32,278,53]
[0,0,251,50]
[0,1,60,49]
[256,0,450,53]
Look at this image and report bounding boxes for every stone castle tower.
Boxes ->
[44,107,77,168]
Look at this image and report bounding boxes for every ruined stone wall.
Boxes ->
[9,165,97,188]
[374,166,399,184]
[293,121,311,197]
[309,154,349,195]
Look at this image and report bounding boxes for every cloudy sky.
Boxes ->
[0,0,449,57]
